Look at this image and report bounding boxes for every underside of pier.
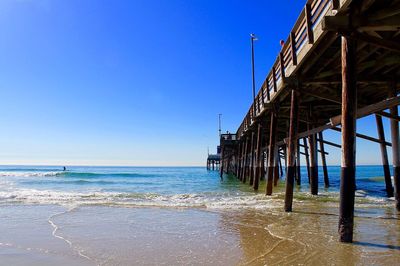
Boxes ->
[219,0,400,243]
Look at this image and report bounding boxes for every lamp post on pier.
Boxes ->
[250,33,258,117]
[218,113,222,137]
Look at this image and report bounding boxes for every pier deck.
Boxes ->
[219,0,400,242]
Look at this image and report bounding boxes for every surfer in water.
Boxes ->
[63,166,66,171]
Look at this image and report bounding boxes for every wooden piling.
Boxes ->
[260,150,266,181]
[237,142,242,178]
[273,147,280,186]
[242,137,249,183]
[318,132,330,188]
[303,138,311,183]
[284,89,300,212]
[338,35,357,243]
[249,132,255,186]
[253,124,262,190]
[266,111,278,195]
[309,129,319,195]
[296,139,301,185]
[389,81,400,210]
[375,114,394,197]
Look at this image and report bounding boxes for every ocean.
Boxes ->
[0,165,399,265]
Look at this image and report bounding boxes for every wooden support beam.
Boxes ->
[351,32,400,53]
[323,15,400,32]
[266,111,278,196]
[338,35,357,243]
[330,127,392,146]
[319,132,330,188]
[299,144,329,155]
[389,81,400,211]
[322,13,400,52]
[285,89,300,212]
[369,4,400,20]
[375,114,394,197]
[376,111,400,122]
[253,123,262,190]
[301,90,342,104]
[299,95,400,141]
[317,138,341,149]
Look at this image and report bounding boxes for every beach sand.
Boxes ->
[1,202,399,265]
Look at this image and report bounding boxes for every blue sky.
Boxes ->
[0,0,393,166]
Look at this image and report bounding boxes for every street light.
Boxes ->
[218,113,222,137]
[250,33,258,117]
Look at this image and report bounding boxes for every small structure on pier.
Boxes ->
[206,153,221,170]
[218,0,400,243]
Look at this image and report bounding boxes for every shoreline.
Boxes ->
[1,202,399,265]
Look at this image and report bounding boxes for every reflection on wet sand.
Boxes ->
[0,202,399,265]
[217,201,400,265]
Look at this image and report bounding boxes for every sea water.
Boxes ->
[0,165,395,208]
[0,165,399,265]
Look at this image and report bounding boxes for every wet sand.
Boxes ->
[1,201,399,265]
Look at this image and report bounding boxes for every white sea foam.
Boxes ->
[0,171,63,177]
[0,187,284,210]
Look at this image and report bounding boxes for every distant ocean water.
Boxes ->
[0,165,394,209]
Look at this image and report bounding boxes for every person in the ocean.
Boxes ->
[63,166,66,171]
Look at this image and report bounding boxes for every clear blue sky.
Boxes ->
[0,0,393,166]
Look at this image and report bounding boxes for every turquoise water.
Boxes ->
[0,165,395,208]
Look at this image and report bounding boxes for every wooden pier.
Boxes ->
[219,0,400,243]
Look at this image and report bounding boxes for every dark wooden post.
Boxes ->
[242,137,249,183]
[239,142,243,178]
[308,120,319,195]
[375,114,394,197]
[296,139,301,185]
[284,89,300,212]
[236,142,242,178]
[274,147,280,186]
[220,147,224,178]
[266,111,278,195]
[303,138,311,183]
[254,123,263,190]
[260,150,266,181]
[249,132,255,185]
[338,35,357,243]
[319,132,330,188]
[389,82,400,211]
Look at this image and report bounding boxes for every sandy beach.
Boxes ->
[1,202,399,265]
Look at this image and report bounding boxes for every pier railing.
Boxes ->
[237,0,336,137]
